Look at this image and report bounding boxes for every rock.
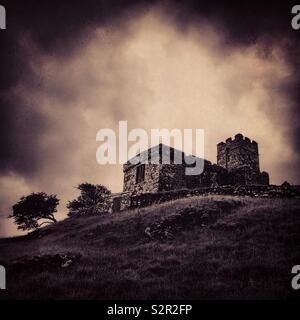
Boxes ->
[144,227,152,238]
[164,230,174,239]
[61,260,73,268]
[202,213,209,219]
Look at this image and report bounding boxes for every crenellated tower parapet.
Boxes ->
[217,133,259,172]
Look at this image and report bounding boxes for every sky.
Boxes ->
[1,0,300,237]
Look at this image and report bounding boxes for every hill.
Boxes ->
[0,195,300,299]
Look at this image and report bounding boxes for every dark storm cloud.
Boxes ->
[0,94,50,175]
[1,0,300,176]
[0,0,150,176]
[172,0,300,157]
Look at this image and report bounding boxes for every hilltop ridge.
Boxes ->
[1,195,300,299]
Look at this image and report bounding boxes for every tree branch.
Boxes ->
[42,215,57,223]
[38,221,53,228]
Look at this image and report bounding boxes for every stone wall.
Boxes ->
[123,164,161,194]
[124,160,231,196]
[158,164,186,191]
[113,184,300,212]
[185,160,229,188]
[228,167,269,186]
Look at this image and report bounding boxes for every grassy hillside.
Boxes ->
[1,195,300,299]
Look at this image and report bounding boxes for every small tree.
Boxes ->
[10,192,59,231]
[67,183,111,216]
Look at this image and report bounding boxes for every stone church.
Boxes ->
[123,133,269,195]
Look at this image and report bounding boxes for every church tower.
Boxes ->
[217,134,269,185]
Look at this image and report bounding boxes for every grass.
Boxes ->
[0,195,300,299]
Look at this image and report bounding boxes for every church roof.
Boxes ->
[124,143,209,171]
